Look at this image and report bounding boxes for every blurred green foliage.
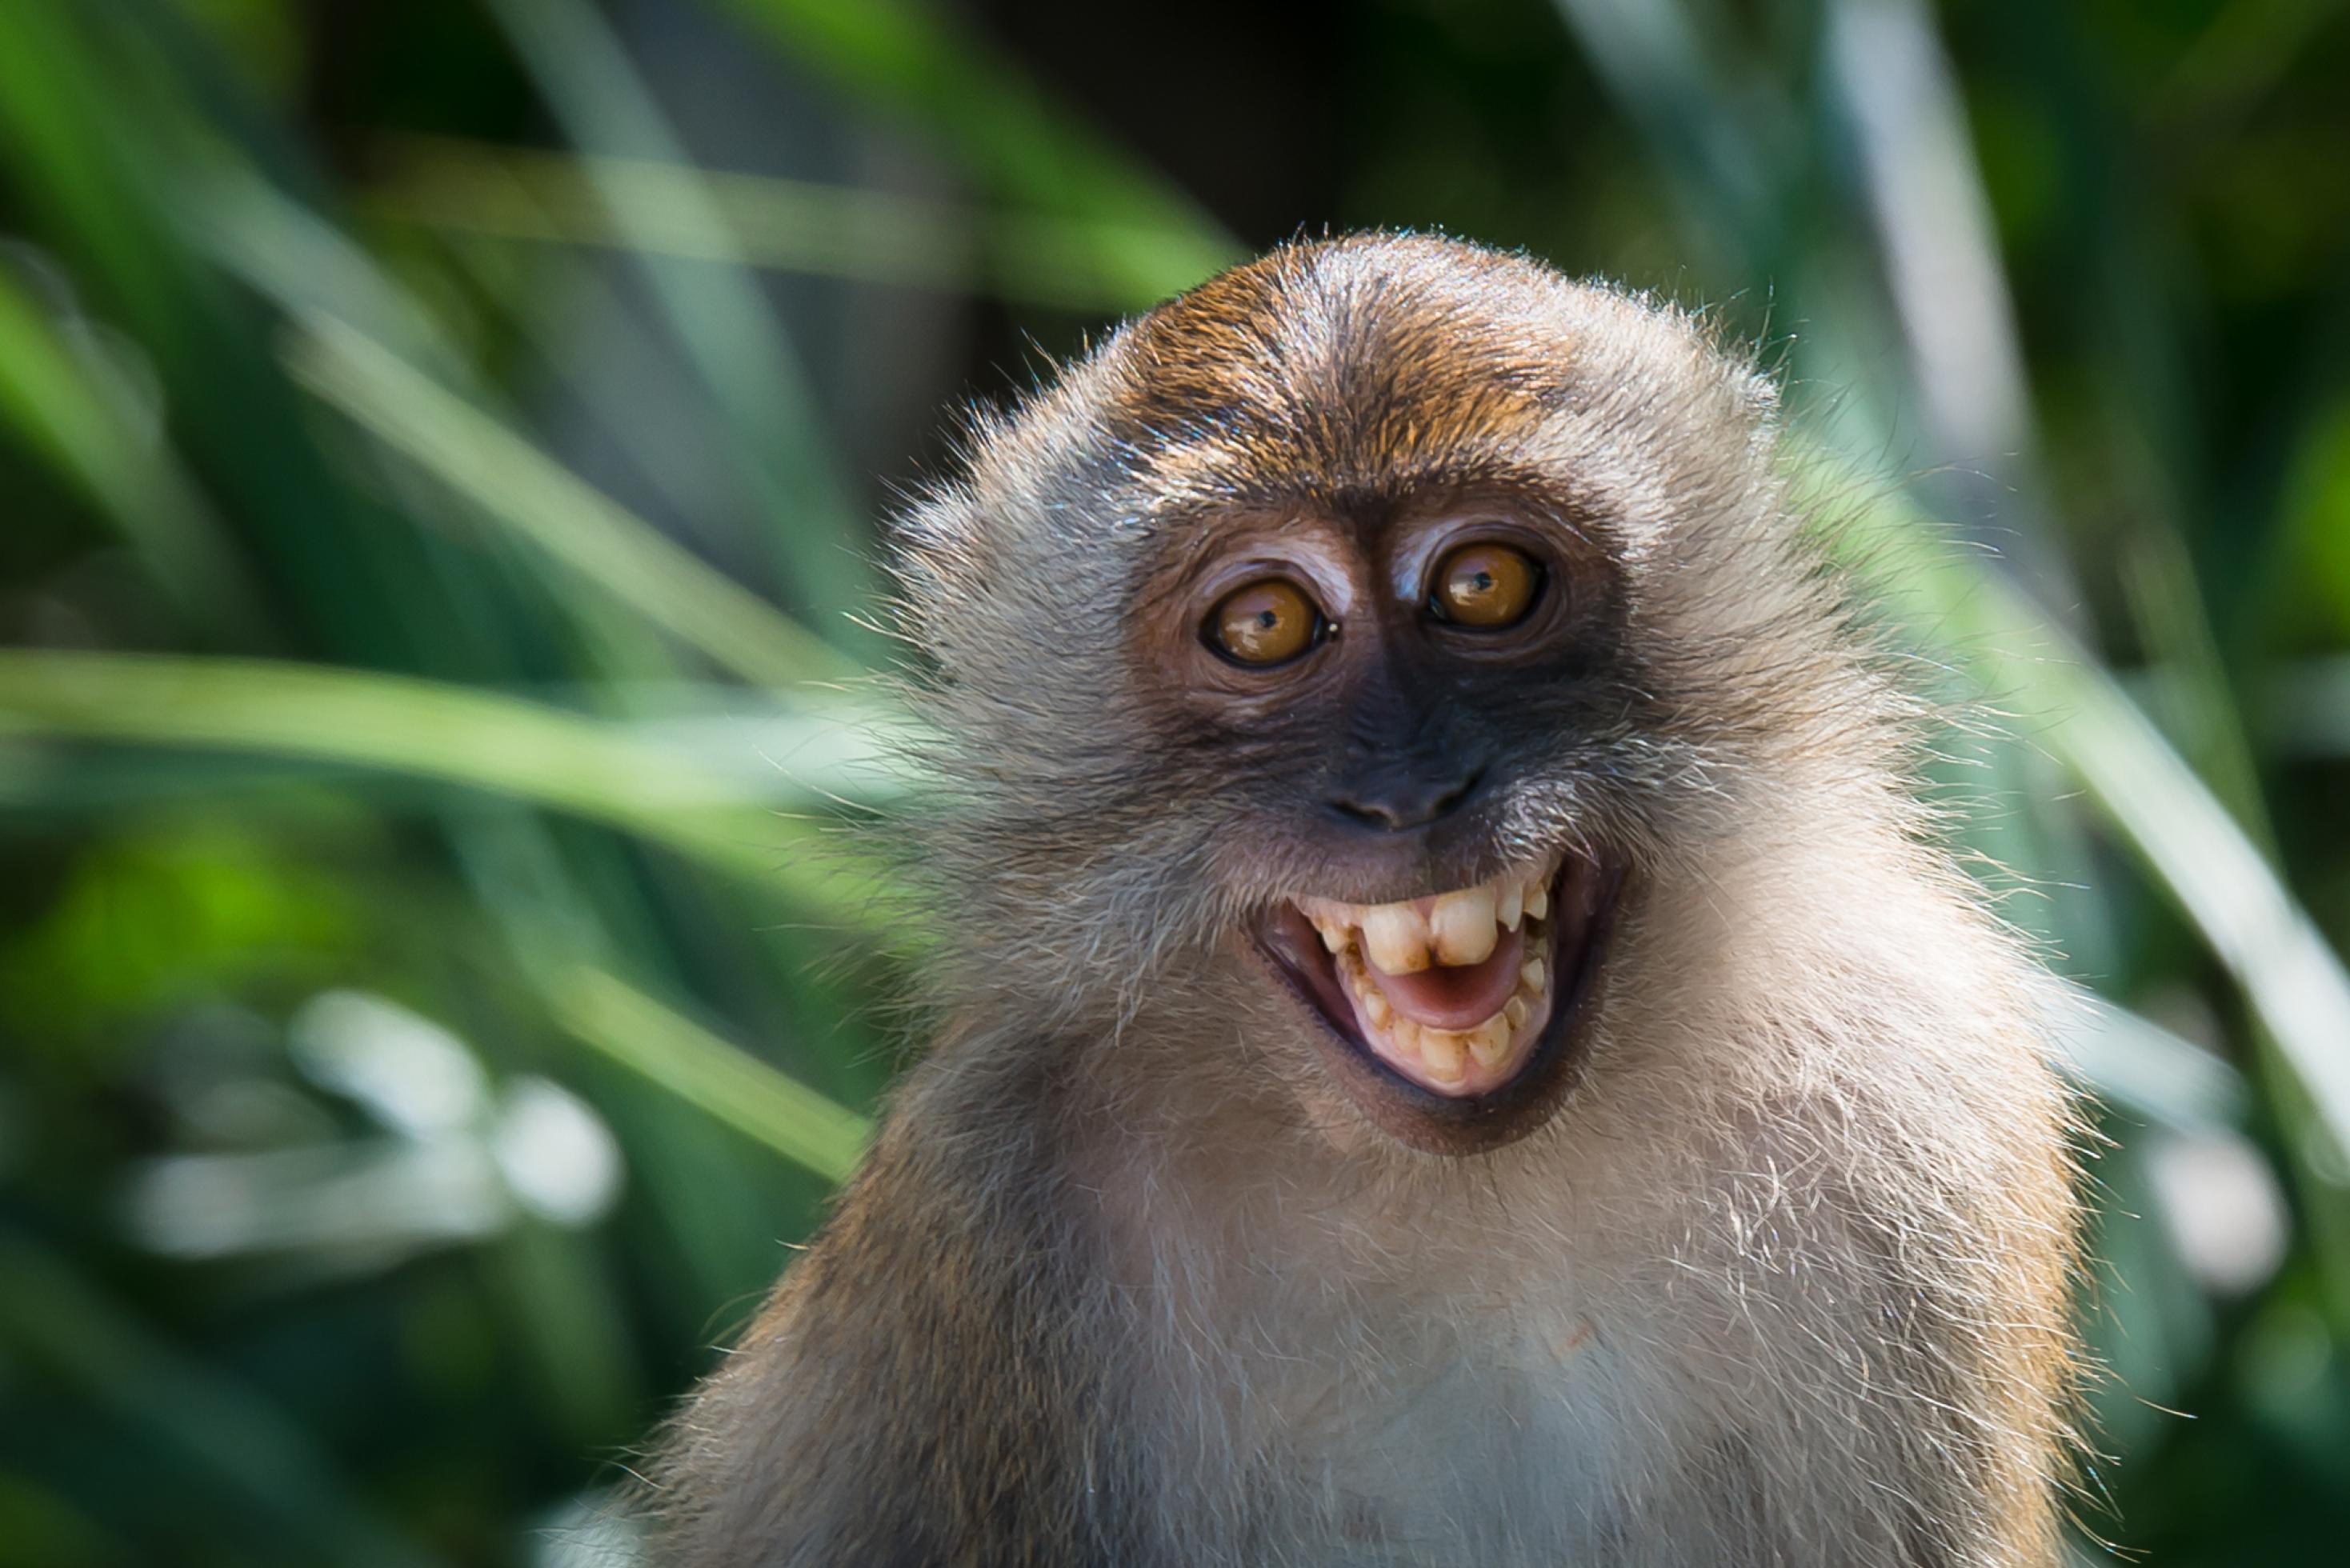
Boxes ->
[1,1,2347,1563]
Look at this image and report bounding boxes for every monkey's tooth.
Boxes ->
[1496,882,1524,932]
[1503,995,1530,1029]
[1391,1018,1424,1056]
[1524,883,1550,922]
[1463,1015,1511,1068]
[1521,957,1547,994]
[1318,920,1349,954]
[1419,1030,1467,1082]
[1361,906,1433,975]
[1430,886,1499,966]
[1359,986,1392,1028]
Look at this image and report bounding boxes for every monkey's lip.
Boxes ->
[1255,855,1623,1155]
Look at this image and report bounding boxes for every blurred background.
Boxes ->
[1,0,2346,1562]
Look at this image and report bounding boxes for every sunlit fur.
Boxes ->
[648,234,2081,1566]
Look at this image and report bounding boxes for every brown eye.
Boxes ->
[1430,542,1541,629]
[1207,578,1323,666]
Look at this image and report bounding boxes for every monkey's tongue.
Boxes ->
[1363,925,1527,1031]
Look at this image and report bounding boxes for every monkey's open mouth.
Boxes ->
[1258,854,1620,1146]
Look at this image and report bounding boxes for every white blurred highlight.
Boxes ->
[2145,1129,2290,1298]
[128,990,623,1264]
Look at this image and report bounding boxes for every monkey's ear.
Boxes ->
[1671,295,1785,434]
[886,401,1015,597]
[892,485,975,567]
[887,483,992,638]
[1715,314,1788,430]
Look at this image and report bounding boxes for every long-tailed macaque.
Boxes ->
[648,234,2080,1566]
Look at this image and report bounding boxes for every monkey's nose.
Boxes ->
[1325,762,1487,832]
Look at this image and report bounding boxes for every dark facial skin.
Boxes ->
[1127,484,1635,1152]
[1136,486,1627,868]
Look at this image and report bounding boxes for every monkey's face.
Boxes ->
[1127,487,1635,1154]
[908,236,1800,1156]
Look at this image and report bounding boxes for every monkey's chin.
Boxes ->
[1255,854,1623,1157]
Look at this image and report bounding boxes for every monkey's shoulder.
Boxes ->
[650,1070,1161,1566]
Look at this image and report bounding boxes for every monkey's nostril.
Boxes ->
[1432,766,1483,818]
[1327,764,1487,833]
[1327,797,1398,830]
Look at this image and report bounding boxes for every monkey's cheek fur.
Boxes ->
[1258,854,1623,1156]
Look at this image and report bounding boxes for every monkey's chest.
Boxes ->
[1245,1311,1644,1563]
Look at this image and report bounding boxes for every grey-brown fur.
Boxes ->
[646,234,2082,1566]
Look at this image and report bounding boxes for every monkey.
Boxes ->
[644,233,2082,1566]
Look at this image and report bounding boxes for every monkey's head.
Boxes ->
[894,234,1879,1156]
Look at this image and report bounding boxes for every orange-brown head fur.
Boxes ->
[1107,238,1567,502]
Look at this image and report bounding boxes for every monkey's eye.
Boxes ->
[1429,542,1542,629]
[1206,578,1324,666]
